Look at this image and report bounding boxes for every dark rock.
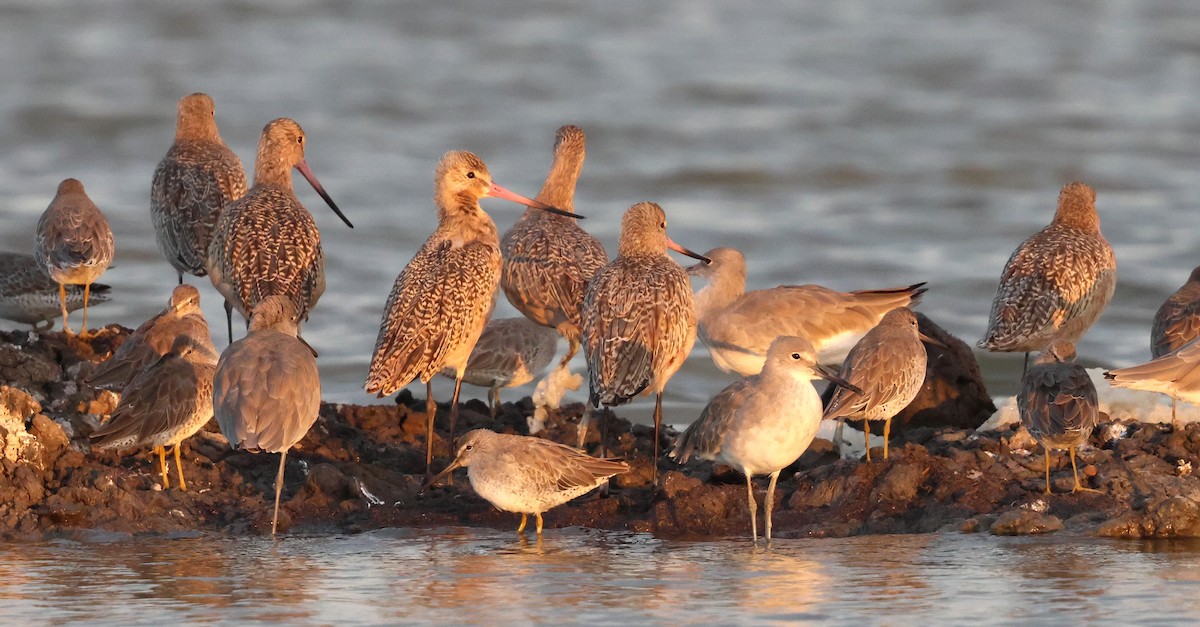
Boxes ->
[989,509,1064,535]
[890,313,996,433]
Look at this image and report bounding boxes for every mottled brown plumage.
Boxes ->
[0,251,110,330]
[152,93,248,283]
[823,307,929,461]
[690,246,926,375]
[366,151,568,478]
[582,201,708,478]
[445,317,560,418]
[1152,266,1200,359]
[213,296,321,535]
[87,284,216,391]
[500,125,607,368]
[1020,340,1099,493]
[206,118,351,340]
[90,335,217,491]
[979,182,1116,366]
[33,178,114,336]
[423,429,629,535]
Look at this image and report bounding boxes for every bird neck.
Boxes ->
[176,117,222,144]
[693,264,746,321]
[253,154,294,189]
[436,200,499,247]
[534,150,583,211]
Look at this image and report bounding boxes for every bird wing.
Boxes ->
[582,260,658,406]
[671,378,752,463]
[213,331,322,452]
[520,437,630,491]
[823,335,924,420]
[500,217,607,332]
[91,355,210,448]
[1152,286,1200,358]
[1019,362,1098,436]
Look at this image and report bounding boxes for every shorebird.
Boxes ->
[151,93,248,284]
[1106,336,1200,418]
[365,151,580,479]
[822,307,934,462]
[444,316,560,418]
[422,428,629,536]
[33,178,114,336]
[688,246,926,375]
[213,296,321,535]
[1149,266,1200,423]
[90,334,217,491]
[86,284,217,392]
[978,182,1116,374]
[500,125,607,369]
[1021,340,1100,494]
[672,336,858,542]
[582,201,709,480]
[207,117,352,342]
[0,251,111,330]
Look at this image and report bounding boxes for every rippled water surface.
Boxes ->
[0,530,1198,623]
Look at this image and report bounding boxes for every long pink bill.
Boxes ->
[488,182,585,220]
[296,159,354,229]
[667,237,711,264]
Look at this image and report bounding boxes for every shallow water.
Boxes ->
[0,529,1197,623]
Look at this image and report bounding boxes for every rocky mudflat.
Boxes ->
[1,325,1198,540]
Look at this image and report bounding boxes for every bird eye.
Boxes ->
[465,444,474,451]
[659,221,666,229]
[466,172,476,179]
[791,352,801,360]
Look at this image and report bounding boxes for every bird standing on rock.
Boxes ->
[822,307,935,461]
[151,92,248,284]
[423,428,629,536]
[979,182,1116,375]
[582,201,709,482]
[365,151,582,480]
[33,178,114,337]
[672,336,858,542]
[0,251,111,331]
[1020,340,1100,494]
[500,125,607,371]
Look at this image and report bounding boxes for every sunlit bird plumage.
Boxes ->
[0,251,110,330]
[33,178,114,336]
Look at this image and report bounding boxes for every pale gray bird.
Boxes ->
[1149,266,1200,423]
[582,201,709,481]
[1021,340,1099,494]
[500,125,607,369]
[688,246,926,375]
[213,295,321,536]
[823,307,933,462]
[207,117,352,343]
[443,317,560,418]
[90,334,217,491]
[672,336,858,542]
[0,251,110,330]
[1106,337,1200,412]
[979,182,1116,374]
[423,429,629,536]
[87,284,217,392]
[151,92,248,284]
[365,151,579,480]
[33,178,115,336]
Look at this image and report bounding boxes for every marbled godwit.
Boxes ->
[1021,340,1100,493]
[581,201,709,481]
[213,296,321,535]
[672,336,858,542]
[90,334,217,491]
[0,251,110,330]
[207,117,352,342]
[422,428,628,536]
[1149,266,1200,423]
[151,93,248,284]
[365,151,579,479]
[688,246,926,375]
[86,284,217,391]
[822,307,933,461]
[978,182,1116,374]
[500,125,607,369]
[444,316,560,418]
[33,178,114,336]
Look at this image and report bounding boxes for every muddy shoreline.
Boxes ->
[1,324,1199,541]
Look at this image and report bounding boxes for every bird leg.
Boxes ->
[224,300,234,345]
[558,338,579,370]
[765,470,780,542]
[1022,352,1030,377]
[517,513,528,534]
[863,418,872,462]
[599,408,610,459]
[173,443,188,492]
[883,417,893,461]
[1043,444,1052,494]
[80,283,91,336]
[536,513,544,535]
[424,380,437,482]
[58,284,73,335]
[1069,447,1102,493]
[272,449,287,536]
[446,377,463,487]
[576,407,591,449]
[652,392,662,485]
[745,472,758,543]
[153,445,170,489]
[1172,398,1178,429]
[489,386,500,419]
